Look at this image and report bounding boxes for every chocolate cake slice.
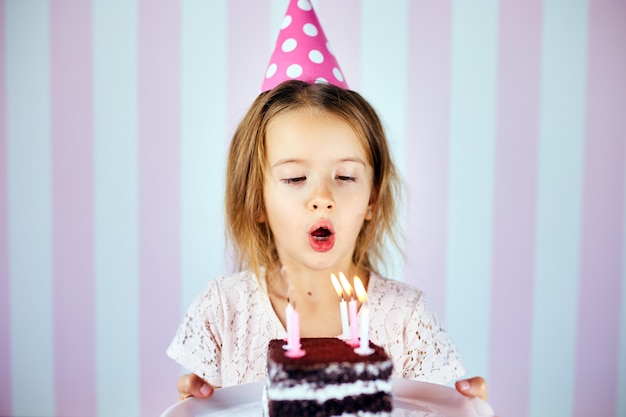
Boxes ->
[264,337,394,417]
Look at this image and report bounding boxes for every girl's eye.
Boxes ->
[282,176,306,184]
[336,175,356,182]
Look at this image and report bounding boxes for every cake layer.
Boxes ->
[268,338,393,384]
[269,358,394,385]
[268,338,391,367]
[268,391,392,417]
[267,378,392,402]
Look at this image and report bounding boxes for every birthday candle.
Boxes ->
[290,309,300,348]
[285,305,306,358]
[358,305,370,350]
[283,302,293,349]
[331,273,350,339]
[339,273,359,347]
[353,276,374,355]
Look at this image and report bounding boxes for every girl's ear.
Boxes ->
[256,209,267,223]
[366,189,378,221]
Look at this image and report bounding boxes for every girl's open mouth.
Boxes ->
[308,221,335,252]
[311,226,331,240]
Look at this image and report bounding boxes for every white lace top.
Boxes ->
[167,271,465,388]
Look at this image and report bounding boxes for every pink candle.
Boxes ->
[283,302,293,349]
[353,276,373,355]
[347,297,359,347]
[285,307,305,358]
[354,304,373,355]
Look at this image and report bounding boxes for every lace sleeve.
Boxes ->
[398,293,466,384]
[166,280,225,387]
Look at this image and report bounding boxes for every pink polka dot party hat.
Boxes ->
[261,0,349,92]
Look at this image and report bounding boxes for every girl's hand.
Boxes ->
[176,373,215,401]
[454,376,488,401]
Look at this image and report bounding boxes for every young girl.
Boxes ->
[167,80,489,402]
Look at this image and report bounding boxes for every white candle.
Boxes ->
[353,276,374,355]
[339,299,350,339]
[331,273,350,339]
[339,273,360,347]
[355,304,374,355]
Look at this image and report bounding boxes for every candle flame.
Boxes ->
[354,276,367,303]
[330,273,344,298]
[338,272,353,298]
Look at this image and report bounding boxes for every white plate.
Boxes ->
[160,379,495,417]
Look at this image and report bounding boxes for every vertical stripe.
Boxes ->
[93,1,140,416]
[224,0,270,276]
[224,0,270,275]
[405,0,452,316]
[574,1,626,416]
[619,165,626,417]
[360,0,407,282]
[489,1,542,416]
[270,0,289,46]
[315,0,361,91]
[6,1,55,415]
[181,0,229,310]
[530,1,588,416]
[227,0,271,133]
[446,0,499,379]
[50,1,96,415]
[138,1,182,415]
[0,0,11,414]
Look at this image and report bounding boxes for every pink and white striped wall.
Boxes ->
[1,1,625,416]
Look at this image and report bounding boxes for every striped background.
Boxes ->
[1,0,625,416]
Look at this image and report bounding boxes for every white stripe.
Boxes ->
[180,0,229,312]
[6,1,55,415]
[93,1,140,415]
[270,0,289,47]
[529,2,588,416]
[360,0,408,281]
[445,0,499,379]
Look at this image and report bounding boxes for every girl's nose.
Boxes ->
[309,184,334,211]
[310,199,334,210]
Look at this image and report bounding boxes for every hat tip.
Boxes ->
[260,0,349,92]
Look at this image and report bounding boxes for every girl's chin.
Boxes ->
[277,245,353,273]
[304,256,354,274]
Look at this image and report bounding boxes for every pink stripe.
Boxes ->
[50,1,96,416]
[224,0,270,286]
[138,1,182,415]
[574,1,626,416]
[405,0,452,317]
[488,2,543,416]
[0,0,12,414]
[316,0,361,90]
[226,0,271,132]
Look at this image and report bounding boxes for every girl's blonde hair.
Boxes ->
[225,80,401,279]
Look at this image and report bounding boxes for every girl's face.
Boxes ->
[263,109,374,275]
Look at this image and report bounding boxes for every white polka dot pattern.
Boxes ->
[261,0,348,92]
